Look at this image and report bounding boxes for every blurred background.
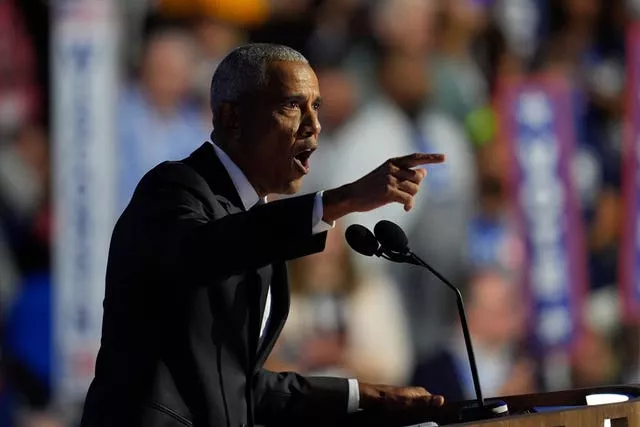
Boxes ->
[2,0,640,425]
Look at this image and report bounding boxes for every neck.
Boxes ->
[214,137,269,197]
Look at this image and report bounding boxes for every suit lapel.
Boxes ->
[255,262,290,368]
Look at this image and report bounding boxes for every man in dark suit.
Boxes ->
[80,44,445,427]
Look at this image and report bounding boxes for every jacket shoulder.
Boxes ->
[134,161,219,209]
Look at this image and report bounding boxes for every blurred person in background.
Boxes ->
[467,141,524,274]
[322,50,475,236]
[304,0,363,66]
[190,18,246,126]
[429,0,490,127]
[0,123,53,423]
[320,46,477,358]
[0,124,51,275]
[0,123,51,315]
[345,0,437,104]
[0,0,42,139]
[571,327,619,388]
[264,222,412,385]
[412,268,536,401]
[116,27,209,214]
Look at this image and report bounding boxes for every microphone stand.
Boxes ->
[347,220,510,422]
[395,249,510,421]
[406,252,484,408]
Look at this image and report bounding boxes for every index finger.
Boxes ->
[394,153,445,168]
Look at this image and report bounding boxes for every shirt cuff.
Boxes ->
[347,378,360,413]
[312,191,335,235]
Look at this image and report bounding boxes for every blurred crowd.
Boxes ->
[1,0,639,425]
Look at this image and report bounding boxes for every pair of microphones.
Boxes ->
[345,220,509,422]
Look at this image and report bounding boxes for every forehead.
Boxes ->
[263,61,319,97]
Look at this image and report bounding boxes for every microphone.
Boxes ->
[345,224,415,264]
[345,224,379,256]
[350,220,509,422]
[373,220,409,253]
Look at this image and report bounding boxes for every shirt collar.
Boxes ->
[211,141,266,210]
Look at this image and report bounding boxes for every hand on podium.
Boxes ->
[352,383,445,426]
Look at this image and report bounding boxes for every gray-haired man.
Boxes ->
[80,43,445,427]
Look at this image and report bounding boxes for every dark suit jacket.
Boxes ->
[80,142,349,427]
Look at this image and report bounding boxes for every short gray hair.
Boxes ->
[210,43,309,117]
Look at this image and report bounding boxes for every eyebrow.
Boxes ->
[284,94,323,105]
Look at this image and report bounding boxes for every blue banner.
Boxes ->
[621,24,640,321]
[498,75,587,351]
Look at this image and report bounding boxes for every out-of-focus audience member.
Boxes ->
[0,0,41,138]
[116,28,208,213]
[571,327,619,388]
[305,0,362,66]
[0,124,50,302]
[346,0,437,103]
[191,18,246,125]
[430,0,490,126]
[0,125,49,234]
[264,223,413,385]
[412,269,536,401]
[322,49,476,356]
[468,141,523,274]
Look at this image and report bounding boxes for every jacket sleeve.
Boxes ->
[252,369,349,426]
[137,179,327,281]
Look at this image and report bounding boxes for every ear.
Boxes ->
[214,102,241,141]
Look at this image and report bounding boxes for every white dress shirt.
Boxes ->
[211,142,360,413]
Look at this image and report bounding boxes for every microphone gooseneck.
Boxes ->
[406,252,484,409]
[371,220,485,409]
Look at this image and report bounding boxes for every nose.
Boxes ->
[299,107,321,139]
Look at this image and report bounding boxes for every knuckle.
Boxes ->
[385,183,395,195]
[386,161,396,173]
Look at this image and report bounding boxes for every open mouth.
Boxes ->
[293,149,314,174]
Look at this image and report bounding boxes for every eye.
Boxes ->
[312,102,321,111]
[284,100,300,109]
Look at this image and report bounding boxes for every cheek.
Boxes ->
[273,113,299,137]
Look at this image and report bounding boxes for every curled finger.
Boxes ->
[397,180,420,196]
[388,187,413,211]
[392,167,425,184]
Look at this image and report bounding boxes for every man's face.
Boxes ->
[238,61,322,195]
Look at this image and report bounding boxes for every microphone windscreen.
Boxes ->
[345,224,379,257]
[374,220,409,253]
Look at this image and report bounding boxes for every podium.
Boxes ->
[430,385,640,426]
[429,385,640,426]
[340,385,640,427]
